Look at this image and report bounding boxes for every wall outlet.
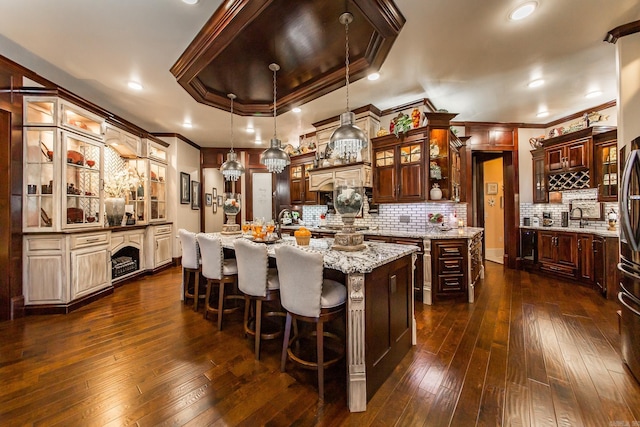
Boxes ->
[399,215,410,224]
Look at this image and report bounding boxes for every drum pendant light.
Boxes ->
[220,93,245,181]
[329,12,367,159]
[260,63,291,173]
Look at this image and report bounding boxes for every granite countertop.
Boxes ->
[520,225,619,238]
[214,233,418,274]
[281,225,483,240]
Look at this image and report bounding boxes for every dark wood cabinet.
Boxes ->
[532,148,548,203]
[288,152,319,206]
[389,237,424,302]
[432,239,467,299]
[577,233,594,283]
[371,112,459,204]
[593,236,604,293]
[593,235,619,300]
[538,230,577,277]
[594,130,618,202]
[545,138,590,173]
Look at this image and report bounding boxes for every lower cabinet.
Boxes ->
[147,224,173,270]
[432,239,468,299]
[24,231,111,309]
[521,227,618,299]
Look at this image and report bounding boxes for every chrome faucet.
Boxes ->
[276,208,291,239]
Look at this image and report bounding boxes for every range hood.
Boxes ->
[307,162,372,192]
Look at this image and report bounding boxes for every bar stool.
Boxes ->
[196,233,242,330]
[234,238,285,360]
[275,245,346,400]
[178,229,202,311]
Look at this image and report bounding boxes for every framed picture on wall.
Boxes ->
[217,195,223,206]
[486,182,498,195]
[212,188,217,198]
[212,202,217,214]
[180,172,190,204]
[205,193,212,206]
[191,181,201,209]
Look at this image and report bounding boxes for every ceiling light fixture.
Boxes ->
[329,12,368,159]
[510,2,537,21]
[536,111,549,118]
[260,63,290,174]
[220,93,245,181]
[246,127,255,134]
[528,79,544,88]
[128,81,143,90]
[367,72,380,81]
[585,90,602,99]
[182,0,199,4]
[182,121,193,128]
[292,107,302,113]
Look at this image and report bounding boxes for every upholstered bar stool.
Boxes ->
[178,229,202,311]
[196,233,242,330]
[234,238,285,360]
[275,245,346,400]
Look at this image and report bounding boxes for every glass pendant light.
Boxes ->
[220,93,245,181]
[329,12,367,159]
[260,63,291,174]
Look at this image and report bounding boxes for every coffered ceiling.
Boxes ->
[0,0,638,148]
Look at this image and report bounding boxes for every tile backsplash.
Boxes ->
[520,188,617,231]
[302,200,467,232]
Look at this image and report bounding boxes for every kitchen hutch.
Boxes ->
[22,93,172,314]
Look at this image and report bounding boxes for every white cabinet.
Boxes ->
[24,96,104,141]
[23,231,111,306]
[145,138,168,223]
[147,224,173,270]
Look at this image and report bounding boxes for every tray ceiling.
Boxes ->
[171,0,405,116]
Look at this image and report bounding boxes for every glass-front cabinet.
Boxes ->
[147,138,168,222]
[595,134,618,202]
[23,95,105,232]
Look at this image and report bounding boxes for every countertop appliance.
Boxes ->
[531,217,540,227]
[618,135,640,383]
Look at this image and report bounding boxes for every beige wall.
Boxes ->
[202,168,225,232]
[483,158,504,250]
[617,32,640,148]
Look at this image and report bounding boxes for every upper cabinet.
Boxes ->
[371,112,461,204]
[289,152,319,205]
[23,96,105,232]
[541,126,616,195]
[594,130,618,202]
[531,148,548,203]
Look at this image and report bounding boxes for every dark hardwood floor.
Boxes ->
[1,261,639,426]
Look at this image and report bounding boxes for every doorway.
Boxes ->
[473,152,507,265]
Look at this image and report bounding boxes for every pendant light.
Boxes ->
[220,93,245,181]
[329,12,367,158]
[260,63,290,173]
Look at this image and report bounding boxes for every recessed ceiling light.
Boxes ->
[585,90,602,99]
[182,121,193,128]
[528,79,544,88]
[367,72,380,81]
[255,139,262,145]
[292,107,302,113]
[182,0,199,4]
[246,127,255,134]
[537,111,549,118]
[510,2,537,21]
[128,81,143,90]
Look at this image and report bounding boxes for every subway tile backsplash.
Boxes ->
[303,200,467,232]
[520,188,617,231]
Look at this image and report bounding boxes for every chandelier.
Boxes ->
[220,93,245,181]
[329,12,367,159]
[260,63,290,173]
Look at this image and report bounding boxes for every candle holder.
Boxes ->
[332,178,366,251]
[221,193,242,234]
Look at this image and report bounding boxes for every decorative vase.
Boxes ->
[137,185,144,198]
[105,197,125,226]
[333,178,366,251]
[430,184,442,200]
[222,193,242,234]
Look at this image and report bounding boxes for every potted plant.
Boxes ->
[393,113,412,139]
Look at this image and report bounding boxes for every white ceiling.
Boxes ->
[0,0,638,148]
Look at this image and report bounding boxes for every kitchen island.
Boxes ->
[215,234,418,412]
[282,225,485,304]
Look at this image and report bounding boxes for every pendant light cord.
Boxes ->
[273,65,278,139]
[345,16,350,113]
[229,95,235,152]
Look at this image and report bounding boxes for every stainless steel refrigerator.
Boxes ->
[618,135,640,382]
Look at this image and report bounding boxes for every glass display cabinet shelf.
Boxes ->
[24,96,105,140]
